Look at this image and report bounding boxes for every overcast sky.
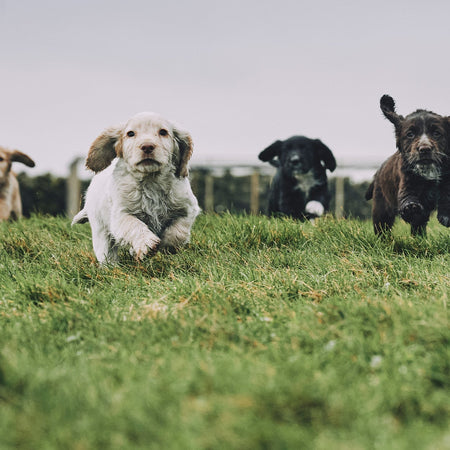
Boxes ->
[1,0,449,177]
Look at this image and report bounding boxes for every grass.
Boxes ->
[0,213,449,449]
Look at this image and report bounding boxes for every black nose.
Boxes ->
[418,145,432,155]
[141,144,155,154]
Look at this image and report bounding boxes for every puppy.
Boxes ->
[72,112,200,264]
[0,146,35,221]
[366,95,450,235]
[258,136,337,219]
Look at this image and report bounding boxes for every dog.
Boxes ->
[0,146,35,221]
[72,112,200,264]
[366,95,450,235]
[258,136,337,219]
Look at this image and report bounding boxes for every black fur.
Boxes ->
[258,136,336,219]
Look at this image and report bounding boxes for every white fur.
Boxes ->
[412,163,441,181]
[305,200,325,217]
[294,171,319,193]
[418,133,432,148]
[72,112,200,264]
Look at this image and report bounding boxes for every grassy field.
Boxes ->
[0,213,448,449]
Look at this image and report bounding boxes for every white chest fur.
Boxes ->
[294,171,318,193]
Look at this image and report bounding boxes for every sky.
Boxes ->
[1,0,449,178]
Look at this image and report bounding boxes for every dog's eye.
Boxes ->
[126,130,135,137]
[432,130,442,139]
[0,157,3,162]
[406,130,415,139]
[159,129,168,137]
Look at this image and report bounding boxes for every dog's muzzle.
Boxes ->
[288,159,308,175]
[137,158,161,167]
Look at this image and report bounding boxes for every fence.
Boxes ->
[65,160,379,219]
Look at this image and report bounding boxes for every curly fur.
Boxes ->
[367,95,450,235]
[72,112,200,264]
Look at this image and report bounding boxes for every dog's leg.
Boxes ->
[161,216,194,250]
[10,183,23,220]
[110,213,160,260]
[437,177,450,227]
[372,197,395,235]
[410,222,428,236]
[372,187,395,235]
[398,178,431,230]
[373,208,395,235]
[91,225,118,264]
[0,199,12,221]
[399,188,434,236]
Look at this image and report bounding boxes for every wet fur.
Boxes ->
[366,95,450,235]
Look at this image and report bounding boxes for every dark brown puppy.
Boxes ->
[366,95,450,235]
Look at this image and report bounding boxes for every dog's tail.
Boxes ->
[72,209,89,225]
[365,182,374,200]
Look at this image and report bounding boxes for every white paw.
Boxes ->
[161,225,190,249]
[131,234,160,260]
[305,201,324,217]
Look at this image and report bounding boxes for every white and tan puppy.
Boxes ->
[0,146,35,221]
[72,112,200,264]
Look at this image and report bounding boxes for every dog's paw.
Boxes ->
[437,213,450,227]
[305,201,325,217]
[399,202,424,223]
[131,235,160,260]
[161,225,190,249]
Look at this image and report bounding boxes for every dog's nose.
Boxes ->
[141,144,155,154]
[418,145,433,155]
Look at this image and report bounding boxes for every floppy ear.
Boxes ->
[380,94,404,129]
[86,125,123,172]
[173,126,193,178]
[258,140,283,167]
[314,139,336,172]
[11,150,35,167]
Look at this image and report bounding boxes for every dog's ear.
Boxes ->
[258,140,283,167]
[314,140,336,172]
[86,125,123,173]
[173,126,193,178]
[380,95,404,129]
[10,150,35,167]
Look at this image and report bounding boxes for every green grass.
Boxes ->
[0,213,449,449]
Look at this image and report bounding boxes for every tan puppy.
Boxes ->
[0,146,35,220]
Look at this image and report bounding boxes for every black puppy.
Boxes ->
[366,95,450,235]
[258,136,337,219]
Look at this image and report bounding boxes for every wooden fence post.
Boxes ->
[204,174,214,213]
[250,169,260,215]
[335,177,344,218]
[66,158,82,218]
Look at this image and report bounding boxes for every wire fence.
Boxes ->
[66,160,379,219]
